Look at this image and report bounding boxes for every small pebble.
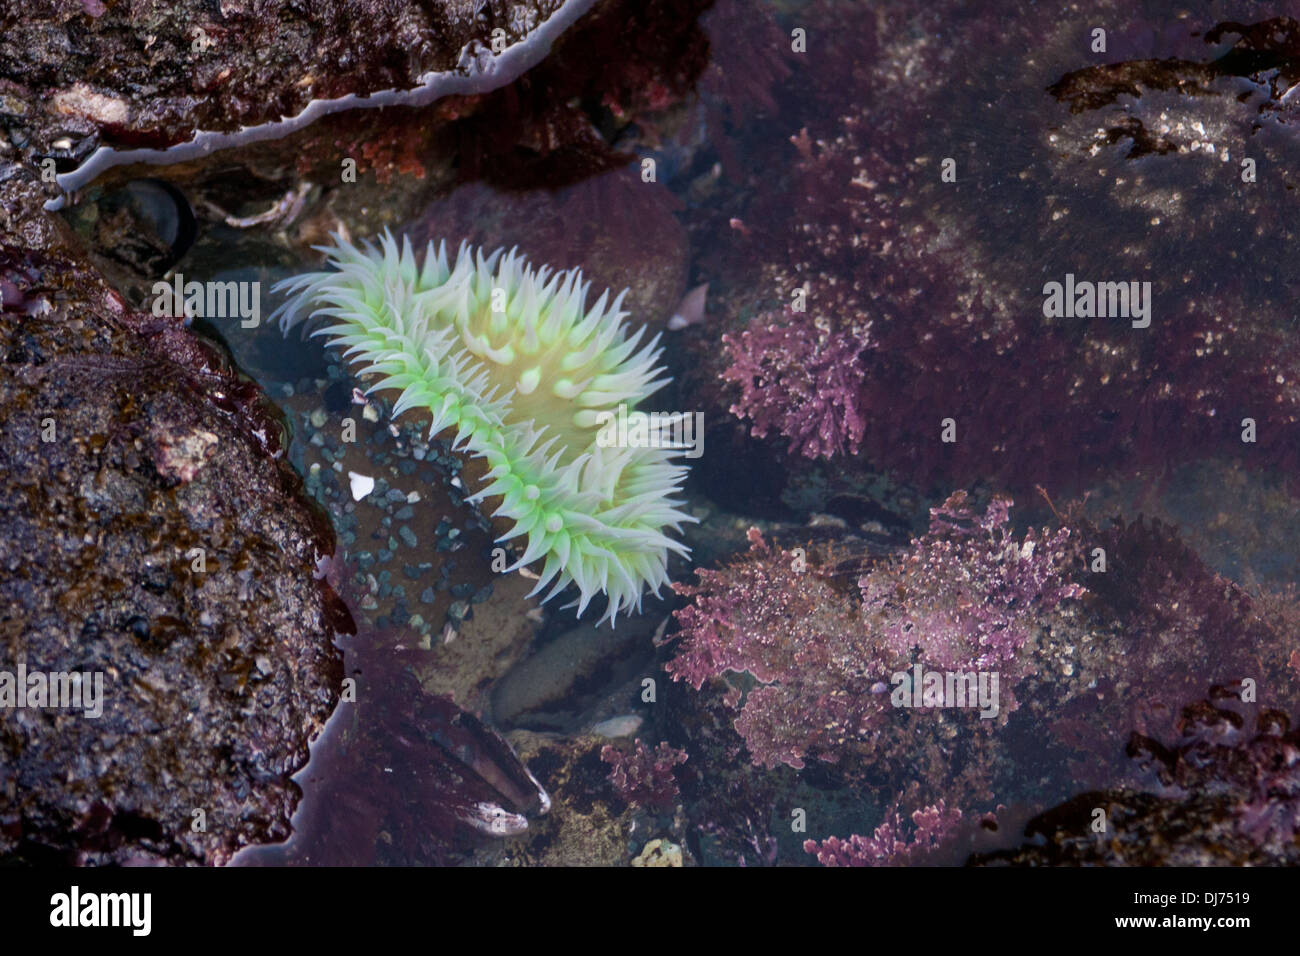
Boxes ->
[591,715,643,738]
[348,471,375,501]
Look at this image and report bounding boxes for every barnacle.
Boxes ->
[272,231,694,624]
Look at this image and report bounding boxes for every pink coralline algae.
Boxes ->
[708,2,1300,494]
[722,317,867,459]
[601,739,688,812]
[666,493,1084,770]
[863,492,1086,716]
[666,526,876,770]
[804,801,963,867]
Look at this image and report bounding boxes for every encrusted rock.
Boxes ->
[0,168,348,865]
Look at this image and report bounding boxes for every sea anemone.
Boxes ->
[271,231,695,624]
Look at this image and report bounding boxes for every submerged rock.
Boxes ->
[0,170,348,865]
[973,693,1300,866]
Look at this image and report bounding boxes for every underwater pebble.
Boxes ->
[347,471,375,501]
[310,409,328,428]
[399,526,418,548]
[591,715,644,738]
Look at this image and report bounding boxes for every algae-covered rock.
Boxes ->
[0,168,348,865]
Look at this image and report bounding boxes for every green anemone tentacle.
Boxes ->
[271,230,696,625]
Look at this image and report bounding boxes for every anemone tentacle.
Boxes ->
[272,230,696,625]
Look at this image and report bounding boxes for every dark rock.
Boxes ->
[490,612,661,730]
[972,694,1300,866]
[0,0,575,156]
[0,167,348,865]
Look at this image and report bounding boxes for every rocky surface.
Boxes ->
[0,0,569,157]
[0,165,349,864]
[973,695,1300,866]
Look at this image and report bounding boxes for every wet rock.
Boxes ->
[0,0,720,870]
[0,168,348,865]
[489,612,662,730]
[973,694,1300,866]
[0,0,579,157]
[971,789,1297,866]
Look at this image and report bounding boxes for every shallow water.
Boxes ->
[50,0,1300,867]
